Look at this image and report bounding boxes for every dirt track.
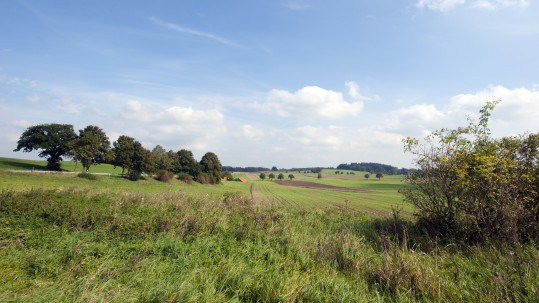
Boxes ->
[275,180,372,192]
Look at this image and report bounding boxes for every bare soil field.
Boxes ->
[275,180,372,192]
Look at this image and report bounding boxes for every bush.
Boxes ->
[77,172,98,180]
[196,172,211,184]
[402,101,539,244]
[155,170,174,183]
[177,172,193,184]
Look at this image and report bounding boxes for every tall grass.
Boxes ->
[1,189,537,302]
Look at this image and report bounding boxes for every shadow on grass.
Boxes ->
[0,159,48,171]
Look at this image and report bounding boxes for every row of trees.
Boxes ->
[14,123,222,183]
[259,172,295,181]
[337,162,411,175]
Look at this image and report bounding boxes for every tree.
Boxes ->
[317,173,322,179]
[402,101,539,243]
[376,172,384,180]
[271,166,278,171]
[128,141,151,180]
[364,173,370,180]
[69,125,110,172]
[288,174,295,180]
[176,149,198,176]
[14,123,77,171]
[268,173,275,180]
[151,145,177,172]
[199,152,222,184]
[335,171,340,174]
[112,135,135,176]
[259,172,266,180]
[277,173,284,180]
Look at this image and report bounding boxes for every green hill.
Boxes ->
[0,157,122,174]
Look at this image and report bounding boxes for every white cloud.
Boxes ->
[120,100,226,151]
[417,0,466,12]
[241,124,265,141]
[417,0,529,11]
[387,85,539,140]
[12,119,31,128]
[251,84,365,119]
[26,94,43,103]
[292,125,345,147]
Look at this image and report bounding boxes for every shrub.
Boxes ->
[177,172,192,184]
[77,172,98,180]
[196,172,211,184]
[155,170,173,183]
[402,101,539,244]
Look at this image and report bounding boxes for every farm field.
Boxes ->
[0,158,409,217]
[1,159,538,302]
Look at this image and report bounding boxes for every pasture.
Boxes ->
[1,159,538,302]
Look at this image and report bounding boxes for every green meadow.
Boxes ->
[1,158,538,302]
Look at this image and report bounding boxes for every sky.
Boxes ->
[1,0,539,169]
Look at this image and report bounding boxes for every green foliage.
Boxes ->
[177,172,193,184]
[376,172,384,180]
[221,171,233,181]
[155,170,174,183]
[277,173,284,180]
[288,174,295,180]
[199,152,222,184]
[112,136,153,180]
[402,101,539,243]
[268,172,275,180]
[176,149,198,176]
[14,123,77,170]
[68,125,110,172]
[317,173,322,179]
[365,173,370,179]
[112,135,135,175]
[259,172,266,180]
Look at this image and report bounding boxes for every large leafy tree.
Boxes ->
[176,149,198,176]
[112,135,135,176]
[69,125,110,172]
[152,145,176,172]
[112,135,153,180]
[199,152,222,184]
[128,141,152,180]
[14,123,77,171]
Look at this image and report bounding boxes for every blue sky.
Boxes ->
[1,0,539,168]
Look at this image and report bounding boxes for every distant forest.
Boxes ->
[337,162,412,175]
[222,166,270,172]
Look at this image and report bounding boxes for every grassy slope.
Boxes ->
[0,157,123,174]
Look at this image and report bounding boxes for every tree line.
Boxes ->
[14,123,222,183]
[336,162,412,175]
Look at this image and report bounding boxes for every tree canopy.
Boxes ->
[69,125,110,172]
[199,152,222,184]
[14,123,77,170]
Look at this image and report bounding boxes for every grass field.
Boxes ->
[1,159,538,302]
[0,157,123,174]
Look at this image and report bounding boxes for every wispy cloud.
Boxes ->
[416,0,530,11]
[283,1,312,10]
[149,17,242,48]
